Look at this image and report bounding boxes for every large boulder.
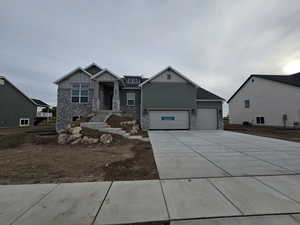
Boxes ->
[66,134,80,144]
[81,136,99,145]
[100,134,113,144]
[58,133,68,144]
[130,124,139,135]
[71,138,81,145]
[69,126,82,135]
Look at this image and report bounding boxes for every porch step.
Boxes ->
[80,122,148,141]
[90,111,112,122]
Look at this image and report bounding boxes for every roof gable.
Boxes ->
[139,66,199,87]
[0,76,37,106]
[91,69,121,81]
[54,67,92,84]
[84,63,102,75]
[227,73,300,103]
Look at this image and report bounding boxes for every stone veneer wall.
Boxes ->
[56,87,94,130]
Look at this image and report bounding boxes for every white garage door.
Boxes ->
[149,111,189,130]
[197,108,217,129]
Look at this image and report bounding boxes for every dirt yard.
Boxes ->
[225,124,300,142]
[0,126,158,184]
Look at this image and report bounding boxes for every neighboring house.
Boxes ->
[0,76,37,127]
[32,99,53,118]
[0,76,52,128]
[228,72,300,127]
[55,63,224,130]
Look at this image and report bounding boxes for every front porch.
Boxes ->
[92,70,120,113]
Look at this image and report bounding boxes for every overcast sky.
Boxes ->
[1,0,300,114]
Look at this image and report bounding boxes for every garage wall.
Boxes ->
[141,82,197,129]
[197,101,223,129]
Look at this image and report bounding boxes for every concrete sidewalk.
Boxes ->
[2,175,300,224]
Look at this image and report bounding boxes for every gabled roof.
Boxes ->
[84,63,103,75]
[32,98,49,107]
[227,72,300,103]
[90,68,121,80]
[139,66,199,87]
[54,67,92,84]
[197,87,224,100]
[0,76,37,106]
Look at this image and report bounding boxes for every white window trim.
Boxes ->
[127,92,136,106]
[19,118,30,127]
[71,83,89,103]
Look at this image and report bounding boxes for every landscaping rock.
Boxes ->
[130,124,139,135]
[58,133,68,144]
[70,126,82,135]
[71,138,81,145]
[81,136,99,144]
[67,134,79,143]
[100,134,113,144]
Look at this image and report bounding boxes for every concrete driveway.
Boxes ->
[149,130,300,179]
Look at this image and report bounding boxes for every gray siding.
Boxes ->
[119,89,141,120]
[197,101,223,129]
[142,83,196,109]
[141,82,197,129]
[0,79,36,127]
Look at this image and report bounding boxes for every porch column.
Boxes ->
[92,81,99,112]
[112,80,120,112]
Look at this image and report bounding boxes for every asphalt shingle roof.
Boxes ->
[31,99,49,107]
[197,87,224,100]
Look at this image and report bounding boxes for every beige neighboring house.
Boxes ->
[228,72,300,127]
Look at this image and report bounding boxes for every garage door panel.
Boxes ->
[149,111,189,130]
[197,108,217,130]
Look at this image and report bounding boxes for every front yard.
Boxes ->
[0,126,158,185]
[225,124,300,142]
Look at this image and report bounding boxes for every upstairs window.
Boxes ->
[244,100,250,108]
[256,117,265,124]
[71,83,89,103]
[127,92,136,106]
[167,73,172,80]
[126,78,139,84]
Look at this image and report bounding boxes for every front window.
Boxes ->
[19,118,30,127]
[71,83,89,103]
[127,92,136,106]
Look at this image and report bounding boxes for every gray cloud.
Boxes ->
[1,0,300,114]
